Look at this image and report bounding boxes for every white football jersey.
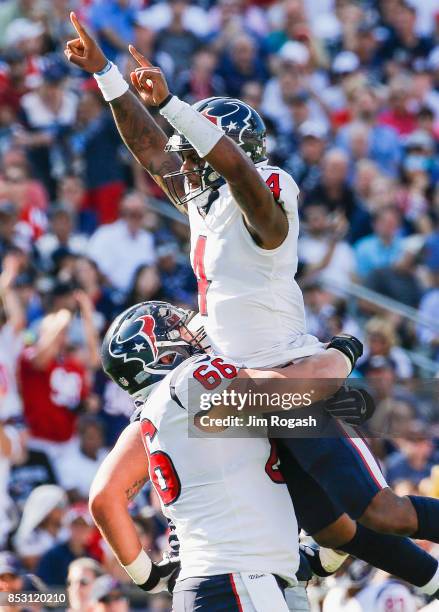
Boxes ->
[188,161,322,368]
[138,354,299,584]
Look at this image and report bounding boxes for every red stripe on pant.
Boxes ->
[229,574,243,612]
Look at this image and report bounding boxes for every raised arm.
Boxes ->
[64,13,185,213]
[130,56,288,249]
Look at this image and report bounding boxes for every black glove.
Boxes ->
[327,334,363,371]
[325,385,375,426]
[137,557,181,594]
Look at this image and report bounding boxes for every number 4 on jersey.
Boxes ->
[265,173,281,200]
[193,235,211,315]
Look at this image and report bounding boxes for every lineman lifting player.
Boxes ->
[65,11,439,606]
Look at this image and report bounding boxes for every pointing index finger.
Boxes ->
[70,11,91,42]
[129,45,153,68]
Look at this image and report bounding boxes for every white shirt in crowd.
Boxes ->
[298,235,356,288]
[87,220,156,293]
[56,438,108,498]
[0,323,23,420]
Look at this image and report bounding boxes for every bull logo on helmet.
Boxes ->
[201,100,253,146]
[109,314,158,367]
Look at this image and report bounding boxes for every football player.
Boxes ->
[65,16,439,597]
[91,301,352,611]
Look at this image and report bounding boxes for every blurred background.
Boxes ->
[0,0,438,609]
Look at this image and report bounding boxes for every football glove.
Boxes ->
[138,556,180,594]
[299,542,348,578]
[325,385,375,426]
[327,334,363,371]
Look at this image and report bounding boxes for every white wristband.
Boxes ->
[122,549,152,585]
[159,95,223,158]
[94,62,129,102]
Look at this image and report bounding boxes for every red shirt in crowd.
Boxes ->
[19,348,88,443]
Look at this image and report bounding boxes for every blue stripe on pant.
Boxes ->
[276,432,386,534]
[172,575,243,611]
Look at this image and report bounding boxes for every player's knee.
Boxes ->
[360,490,416,535]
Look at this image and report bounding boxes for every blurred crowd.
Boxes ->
[0,0,438,610]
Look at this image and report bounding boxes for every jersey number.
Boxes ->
[193,357,238,390]
[141,419,181,506]
[265,173,281,200]
[193,235,211,316]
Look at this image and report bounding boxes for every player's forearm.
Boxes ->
[90,490,144,565]
[238,349,348,411]
[204,137,278,224]
[109,91,178,186]
[89,422,150,565]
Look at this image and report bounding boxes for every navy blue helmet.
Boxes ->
[164,97,267,207]
[101,301,205,395]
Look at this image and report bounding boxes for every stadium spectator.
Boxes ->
[36,504,95,586]
[0,251,25,419]
[175,48,225,104]
[217,33,267,98]
[72,256,120,328]
[87,575,129,612]
[71,83,125,225]
[13,484,67,570]
[354,206,403,279]
[56,415,108,502]
[306,148,356,219]
[0,252,26,547]
[359,317,414,379]
[284,119,326,195]
[378,2,434,67]
[154,0,201,76]
[88,0,136,64]
[299,203,355,288]
[123,263,166,310]
[87,191,155,294]
[18,305,90,459]
[17,60,77,198]
[386,420,439,487]
[36,205,87,271]
[336,85,402,177]
[417,233,439,360]
[67,557,104,612]
[156,243,197,308]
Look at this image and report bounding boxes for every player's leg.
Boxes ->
[331,420,439,543]
[360,487,439,542]
[277,440,439,594]
[172,574,289,611]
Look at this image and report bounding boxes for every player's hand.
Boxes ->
[129,45,170,106]
[64,12,108,73]
[324,386,375,426]
[138,558,180,594]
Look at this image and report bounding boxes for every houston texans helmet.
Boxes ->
[101,301,206,395]
[163,97,267,207]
